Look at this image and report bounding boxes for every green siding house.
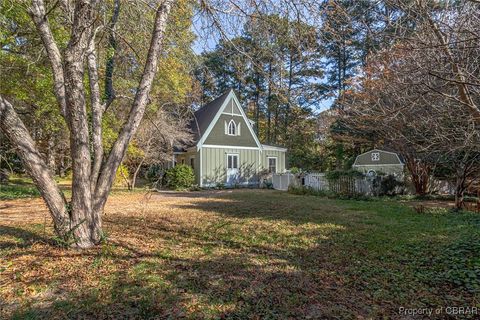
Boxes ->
[352,149,404,176]
[175,90,287,187]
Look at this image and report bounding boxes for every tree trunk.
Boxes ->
[266,61,273,144]
[405,156,430,196]
[454,166,468,210]
[131,158,145,190]
[0,96,70,237]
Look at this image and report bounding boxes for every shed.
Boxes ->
[352,149,404,177]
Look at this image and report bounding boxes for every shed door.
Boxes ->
[226,154,239,186]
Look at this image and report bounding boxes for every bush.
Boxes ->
[325,169,363,180]
[289,167,301,174]
[164,164,195,190]
[146,164,163,182]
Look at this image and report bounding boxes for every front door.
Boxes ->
[226,154,239,186]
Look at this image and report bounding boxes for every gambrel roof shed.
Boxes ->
[353,149,404,166]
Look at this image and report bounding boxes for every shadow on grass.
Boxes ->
[5,191,479,319]
[0,225,53,249]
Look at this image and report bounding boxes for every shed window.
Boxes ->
[371,152,380,161]
[268,157,277,173]
[190,157,195,169]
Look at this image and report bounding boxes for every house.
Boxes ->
[174,90,287,187]
[352,149,404,177]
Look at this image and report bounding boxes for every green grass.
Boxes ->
[2,190,479,319]
[0,175,150,200]
[0,184,40,200]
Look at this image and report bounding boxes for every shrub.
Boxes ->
[164,164,195,190]
[289,167,301,174]
[325,169,363,180]
[146,164,163,182]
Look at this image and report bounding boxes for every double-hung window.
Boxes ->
[268,157,277,173]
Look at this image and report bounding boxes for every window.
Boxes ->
[268,157,277,173]
[225,119,240,136]
[227,154,238,169]
[181,159,185,165]
[190,157,195,169]
[228,120,236,135]
[371,152,380,161]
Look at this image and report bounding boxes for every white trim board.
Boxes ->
[199,147,203,187]
[262,144,287,152]
[221,112,242,117]
[202,144,260,150]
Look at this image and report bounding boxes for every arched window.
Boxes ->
[228,120,236,135]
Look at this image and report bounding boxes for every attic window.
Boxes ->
[225,119,241,136]
[371,152,380,161]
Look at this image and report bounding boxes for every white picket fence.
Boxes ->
[273,172,374,195]
[304,173,329,191]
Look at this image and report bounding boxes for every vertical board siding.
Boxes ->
[201,147,262,187]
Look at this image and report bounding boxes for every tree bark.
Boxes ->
[29,0,67,118]
[93,0,174,214]
[0,96,70,237]
[87,34,105,194]
[62,0,98,247]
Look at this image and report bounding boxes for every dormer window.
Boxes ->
[225,119,241,136]
[371,152,380,161]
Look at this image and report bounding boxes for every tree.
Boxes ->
[0,0,175,248]
[1,0,327,248]
[338,39,480,206]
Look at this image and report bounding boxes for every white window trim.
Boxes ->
[267,156,277,173]
[227,119,237,136]
[371,152,380,161]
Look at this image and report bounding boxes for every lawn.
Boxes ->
[1,189,479,319]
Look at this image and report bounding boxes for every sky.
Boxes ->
[190,11,334,113]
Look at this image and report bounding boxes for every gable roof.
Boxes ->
[190,90,232,142]
[184,89,263,151]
